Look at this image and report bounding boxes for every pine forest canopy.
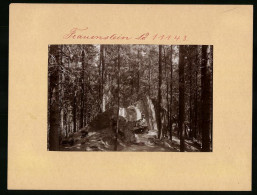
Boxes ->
[48,44,213,152]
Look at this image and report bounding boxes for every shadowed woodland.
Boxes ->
[48,44,213,152]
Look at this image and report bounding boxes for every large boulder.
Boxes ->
[89,108,116,130]
[87,95,163,142]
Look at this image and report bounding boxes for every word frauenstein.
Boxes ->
[63,28,132,40]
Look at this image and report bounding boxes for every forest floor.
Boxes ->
[60,128,201,152]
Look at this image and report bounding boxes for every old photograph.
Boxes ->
[48,44,213,152]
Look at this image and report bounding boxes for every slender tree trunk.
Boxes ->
[148,59,151,97]
[164,48,169,138]
[179,45,185,152]
[80,49,85,129]
[59,45,64,137]
[114,45,121,151]
[66,112,69,137]
[130,58,134,99]
[157,45,162,139]
[60,75,64,136]
[189,49,192,139]
[137,49,140,97]
[194,65,198,139]
[209,45,213,151]
[73,90,77,132]
[201,45,211,152]
[83,46,89,125]
[193,46,199,139]
[169,45,173,140]
[101,45,106,112]
[111,64,114,107]
[84,64,88,125]
[49,45,61,151]
[98,45,103,113]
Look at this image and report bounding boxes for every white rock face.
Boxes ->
[119,107,126,118]
[117,96,158,132]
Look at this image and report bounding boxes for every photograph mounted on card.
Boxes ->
[9,4,252,190]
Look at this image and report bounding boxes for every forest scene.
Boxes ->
[48,44,213,152]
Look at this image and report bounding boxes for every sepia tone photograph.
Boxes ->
[48,44,213,152]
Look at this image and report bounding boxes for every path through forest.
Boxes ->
[60,128,200,152]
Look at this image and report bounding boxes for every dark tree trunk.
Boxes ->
[65,112,69,137]
[73,89,77,132]
[101,45,106,112]
[201,45,211,152]
[130,57,134,98]
[84,62,88,126]
[179,45,185,152]
[137,50,140,93]
[98,45,103,113]
[58,45,65,137]
[164,47,169,138]
[114,45,121,151]
[189,47,193,138]
[60,72,65,136]
[85,49,90,125]
[194,46,201,139]
[148,59,151,97]
[192,46,200,138]
[49,45,61,151]
[194,65,198,139]
[210,45,213,151]
[80,49,85,129]
[72,76,77,132]
[157,45,163,139]
[169,45,173,140]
